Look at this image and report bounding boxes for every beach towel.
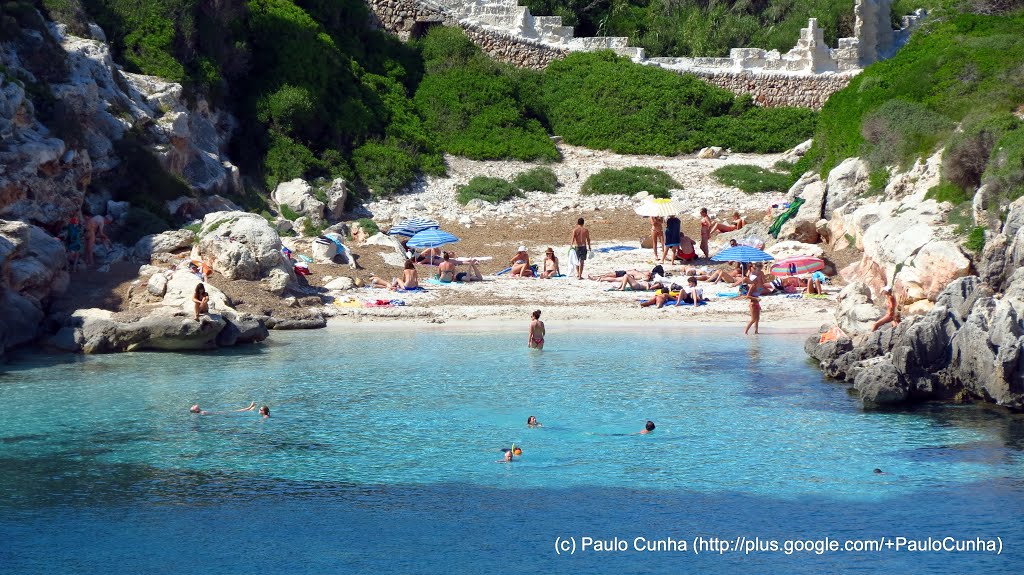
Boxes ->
[715,291,740,298]
[496,266,512,276]
[298,254,313,263]
[425,278,450,285]
[768,197,806,238]
[594,245,638,253]
[397,286,427,292]
[804,293,830,299]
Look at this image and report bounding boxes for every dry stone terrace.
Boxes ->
[365,0,924,110]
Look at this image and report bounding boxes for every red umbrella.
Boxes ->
[771,256,825,277]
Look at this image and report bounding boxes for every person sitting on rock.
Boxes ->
[193,283,210,320]
[871,286,900,332]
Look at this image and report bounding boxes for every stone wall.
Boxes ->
[365,0,923,109]
[686,69,860,110]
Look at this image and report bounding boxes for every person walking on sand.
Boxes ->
[650,216,664,259]
[570,218,591,280]
[871,286,900,332]
[699,208,713,259]
[528,310,545,350]
[739,293,761,335]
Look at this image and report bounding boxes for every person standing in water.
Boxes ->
[528,310,545,350]
[739,294,761,335]
[570,218,591,280]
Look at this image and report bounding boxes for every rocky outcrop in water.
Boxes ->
[0,219,68,354]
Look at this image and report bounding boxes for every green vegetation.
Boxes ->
[356,218,379,236]
[279,204,300,221]
[524,0,857,58]
[804,11,1024,209]
[513,167,559,194]
[867,168,890,196]
[581,167,679,199]
[120,207,172,244]
[712,165,793,194]
[542,52,816,155]
[966,226,987,252]
[456,177,523,205]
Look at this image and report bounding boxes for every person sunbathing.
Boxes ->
[437,252,457,283]
[454,258,484,282]
[539,248,561,279]
[674,277,708,306]
[707,262,742,284]
[509,246,533,277]
[415,247,442,265]
[616,272,659,291]
[395,259,420,289]
[710,211,746,234]
[639,285,671,308]
[590,269,647,282]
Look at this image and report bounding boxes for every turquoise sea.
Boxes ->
[0,324,1022,574]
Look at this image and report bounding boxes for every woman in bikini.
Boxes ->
[528,310,545,350]
[706,261,742,284]
[192,283,210,320]
[395,259,420,289]
[699,207,713,259]
[709,211,746,234]
[650,216,664,259]
[510,246,533,277]
[739,294,761,334]
[539,247,561,279]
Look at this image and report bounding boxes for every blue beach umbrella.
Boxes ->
[711,245,774,263]
[406,228,459,249]
[387,218,440,237]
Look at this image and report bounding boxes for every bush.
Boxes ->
[983,123,1024,201]
[352,139,420,197]
[257,84,316,135]
[456,177,522,205]
[926,181,970,204]
[867,168,890,196]
[581,167,679,199]
[263,131,318,190]
[542,51,814,155]
[806,12,1024,177]
[356,218,379,236]
[966,226,987,252]
[120,207,172,244]
[513,167,558,194]
[712,165,793,194]
[279,205,300,221]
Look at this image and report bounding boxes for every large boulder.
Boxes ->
[910,241,972,301]
[854,360,910,405]
[824,157,870,216]
[67,308,227,353]
[273,179,325,223]
[0,220,68,354]
[322,178,349,220]
[134,229,197,261]
[195,212,295,293]
[787,172,825,223]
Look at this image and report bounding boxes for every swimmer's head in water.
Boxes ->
[190,404,201,413]
[527,416,537,425]
[259,406,270,416]
[504,450,513,462]
[873,468,883,474]
[645,420,656,432]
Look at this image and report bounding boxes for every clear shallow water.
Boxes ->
[1,325,1022,573]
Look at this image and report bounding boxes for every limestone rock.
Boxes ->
[134,229,196,260]
[777,218,821,244]
[273,179,325,223]
[322,178,348,220]
[195,212,295,291]
[769,240,824,259]
[311,239,338,263]
[824,157,870,216]
[147,272,169,297]
[910,241,972,301]
[788,172,825,222]
[697,146,725,159]
[854,360,910,405]
[324,277,355,291]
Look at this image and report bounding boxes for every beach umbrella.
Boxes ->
[406,228,459,249]
[770,256,825,277]
[711,245,774,263]
[387,218,440,237]
[634,198,685,217]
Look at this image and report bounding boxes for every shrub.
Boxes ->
[945,201,974,235]
[859,99,953,169]
[279,205,300,221]
[120,207,171,244]
[926,181,970,204]
[356,218,379,236]
[352,139,420,197]
[263,131,318,190]
[867,168,890,196]
[711,165,793,194]
[581,167,679,199]
[257,84,316,135]
[966,226,987,252]
[456,177,522,205]
[513,167,558,194]
[983,123,1024,201]
[542,51,814,155]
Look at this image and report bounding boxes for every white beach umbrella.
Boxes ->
[634,198,685,217]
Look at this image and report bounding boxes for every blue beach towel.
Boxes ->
[716,291,740,298]
[397,286,427,292]
[594,245,638,253]
[298,254,313,263]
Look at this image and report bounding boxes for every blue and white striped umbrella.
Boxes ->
[406,228,459,249]
[711,245,775,263]
[387,218,440,237]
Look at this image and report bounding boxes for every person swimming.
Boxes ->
[527,415,542,427]
[639,420,656,434]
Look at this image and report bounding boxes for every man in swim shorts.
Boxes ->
[570,218,591,280]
